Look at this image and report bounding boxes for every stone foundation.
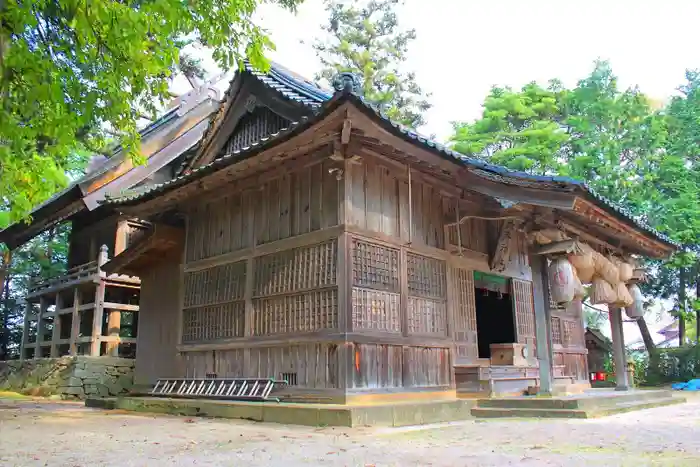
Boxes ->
[0,357,134,399]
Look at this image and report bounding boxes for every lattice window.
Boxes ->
[351,239,399,292]
[408,298,447,335]
[551,317,562,344]
[254,240,337,296]
[181,302,245,342]
[512,279,536,343]
[184,261,246,308]
[351,288,400,332]
[407,253,446,299]
[253,289,338,335]
[221,107,289,157]
[454,268,477,334]
[452,267,478,360]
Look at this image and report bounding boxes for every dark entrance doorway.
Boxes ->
[474,286,516,359]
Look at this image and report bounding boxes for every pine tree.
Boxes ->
[312,0,431,129]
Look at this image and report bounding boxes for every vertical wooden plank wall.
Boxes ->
[179,157,343,389]
[551,300,588,381]
[134,252,184,385]
[176,150,544,393]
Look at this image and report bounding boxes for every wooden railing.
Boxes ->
[27,244,141,297]
[28,260,99,296]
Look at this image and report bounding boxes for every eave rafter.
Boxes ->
[571,198,673,258]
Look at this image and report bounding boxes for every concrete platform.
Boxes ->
[471,389,686,419]
[86,396,476,427]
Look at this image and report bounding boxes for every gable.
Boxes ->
[220,106,290,158]
[185,62,330,173]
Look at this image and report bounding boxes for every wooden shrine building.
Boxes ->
[96,72,676,402]
[2,63,332,361]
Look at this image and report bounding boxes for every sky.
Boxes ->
[173,0,696,344]
[176,0,700,143]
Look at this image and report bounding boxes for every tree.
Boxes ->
[312,0,431,129]
[449,60,698,352]
[451,82,568,174]
[0,0,301,227]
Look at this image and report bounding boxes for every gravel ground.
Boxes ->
[1,395,699,467]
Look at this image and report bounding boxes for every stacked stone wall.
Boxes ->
[0,357,134,399]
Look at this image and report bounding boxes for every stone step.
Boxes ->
[589,397,685,417]
[471,407,589,419]
[477,397,580,410]
[472,394,686,419]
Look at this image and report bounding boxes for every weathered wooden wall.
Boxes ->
[180,155,343,392]
[551,300,588,381]
[171,147,559,395]
[134,251,183,385]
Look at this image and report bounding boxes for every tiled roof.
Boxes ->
[178,61,331,174]
[106,83,679,250]
[246,61,331,108]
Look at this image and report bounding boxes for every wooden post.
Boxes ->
[35,296,47,358]
[531,255,553,395]
[609,306,630,391]
[70,287,81,356]
[399,248,409,337]
[106,309,121,356]
[50,292,62,357]
[19,301,31,361]
[90,245,109,356]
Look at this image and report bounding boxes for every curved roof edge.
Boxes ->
[105,87,679,251]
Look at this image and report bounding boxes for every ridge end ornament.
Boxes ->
[332,72,362,94]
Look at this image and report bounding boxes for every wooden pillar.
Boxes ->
[50,292,62,357]
[35,296,48,358]
[105,309,121,356]
[69,287,81,355]
[19,301,31,361]
[609,306,630,391]
[531,255,553,395]
[90,245,109,356]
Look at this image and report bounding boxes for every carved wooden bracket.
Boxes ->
[489,219,523,272]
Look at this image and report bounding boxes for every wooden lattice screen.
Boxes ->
[221,106,289,157]
[551,317,562,345]
[182,261,246,343]
[252,240,338,335]
[350,238,401,332]
[406,253,447,336]
[451,267,478,363]
[511,278,536,359]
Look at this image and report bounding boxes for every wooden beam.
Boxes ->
[90,245,109,356]
[69,287,81,356]
[19,302,30,361]
[106,309,121,356]
[609,306,630,391]
[531,254,553,395]
[103,302,139,312]
[50,292,62,357]
[532,239,581,256]
[489,219,516,272]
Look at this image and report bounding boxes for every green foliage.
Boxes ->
[450,60,700,344]
[312,0,430,129]
[584,307,608,330]
[451,83,568,173]
[0,0,301,226]
[644,345,700,385]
